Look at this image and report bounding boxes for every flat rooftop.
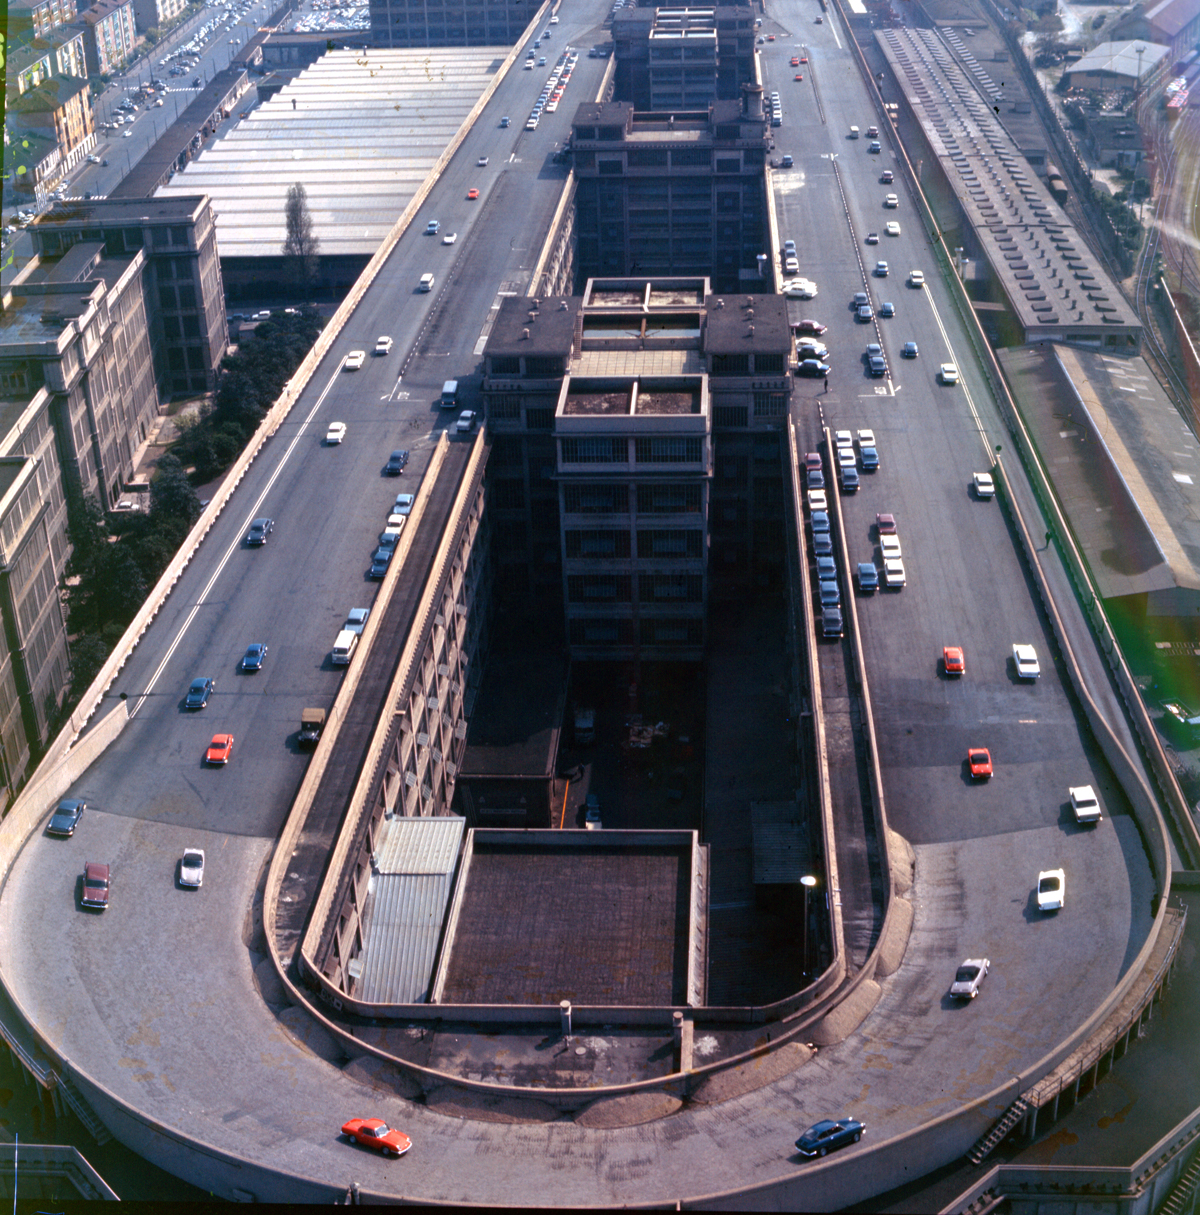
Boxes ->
[877,27,1141,344]
[435,834,697,1006]
[154,47,506,258]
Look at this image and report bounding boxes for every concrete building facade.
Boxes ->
[8,74,97,179]
[30,196,229,398]
[76,0,139,76]
[571,92,770,294]
[8,0,81,40]
[612,4,757,109]
[367,0,538,48]
[482,278,792,658]
[9,27,90,94]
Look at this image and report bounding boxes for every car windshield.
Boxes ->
[956,967,978,982]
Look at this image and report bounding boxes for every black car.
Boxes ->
[384,450,409,476]
[185,677,215,709]
[47,798,87,837]
[797,358,831,378]
[795,1118,865,1157]
[369,548,392,579]
[240,643,268,671]
[246,517,273,545]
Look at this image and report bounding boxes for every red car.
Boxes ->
[800,55,808,62]
[876,512,897,535]
[81,860,111,909]
[943,646,965,676]
[794,73,804,80]
[791,56,800,65]
[467,188,479,200]
[793,319,828,335]
[767,33,775,40]
[968,747,992,779]
[205,733,234,765]
[342,1118,412,1157]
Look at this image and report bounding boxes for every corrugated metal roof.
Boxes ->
[154,47,506,257]
[750,801,812,885]
[355,815,465,1004]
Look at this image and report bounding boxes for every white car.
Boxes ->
[1037,868,1065,912]
[949,957,990,999]
[884,193,899,207]
[834,430,853,450]
[179,848,205,888]
[325,422,347,444]
[1069,785,1102,824]
[87,153,101,163]
[910,270,925,287]
[974,472,995,497]
[1013,644,1040,679]
[442,232,458,245]
[343,350,366,370]
[374,336,393,355]
[784,256,801,275]
[874,260,889,276]
[883,557,906,588]
[885,221,901,236]
[455,410,477,433]
[783,279,818,299]
[836,448,856,469]
[879,535,901,560]
[477,155,489,166]
[808,489,828,511]
[939,363,959,384]
[857,429,876,447]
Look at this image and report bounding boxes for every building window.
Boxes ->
[639,573,702,601]
[563,484,627,513]
[488,396,521,419]
[634,437,702,463]
[637,483,701,513]
[639,618,703,644]
[567,574,632,601]
[526,357,564,375]
[756,353,785,374]
[526,408,554,430]
[753,393,786,417]
[561,437,626,463]
[565,529,632,558]
[713,405,748,427]
[490,355,521,375]
[711,353,750,375]
[672,148,711,167]
[637,529,704,558]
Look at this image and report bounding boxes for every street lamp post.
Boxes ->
[800,874,818,976]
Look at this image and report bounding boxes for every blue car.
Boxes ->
[47,798,87,837]
[185,677,215,709]
[795,1118,865,1157]
[240,643,268,672]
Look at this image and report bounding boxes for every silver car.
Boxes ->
[949,958,990,999]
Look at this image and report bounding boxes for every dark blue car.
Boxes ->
[185,677,215,709]
[795,1118,865,1158]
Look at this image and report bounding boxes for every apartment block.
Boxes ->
[571,90,770,294]
[368,0,538,48]
[482,278,793,658]
[77,0,138,76]
[8,0,81,40]
[8,75,96,177]
[130,0,188,34]
[9,27,90,94]
[612,5,757,109]
[29,196,228,397]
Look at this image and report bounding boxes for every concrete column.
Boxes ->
[560,1000,572,1038]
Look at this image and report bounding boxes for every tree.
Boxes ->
[150,453,202,529]
[282,183,320,292]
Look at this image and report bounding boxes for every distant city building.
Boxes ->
[612,4,757,109]
[9,26,90,93]
[1110,0,1200,62]
[8,74,96,177]
[482,278,792,658]
[29,196,229,398]
[1061,40,1170,93]
[369,0,537,48]
[8,0,81,39]
[571,91,770,294]
[130,0,187,35]
[76,0,138,76]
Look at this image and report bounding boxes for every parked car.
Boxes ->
[456,410,477,432]
[856,562,878,592]
[48,798,87,837]
[795,1118,865,1157]
[344,608,371,635]
[584,793,602,829]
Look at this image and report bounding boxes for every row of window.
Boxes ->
[562,483,704,514]
[568,618,705,646]
[564,529,705,559]
[561,436,705,464]
[567,573,704,602]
